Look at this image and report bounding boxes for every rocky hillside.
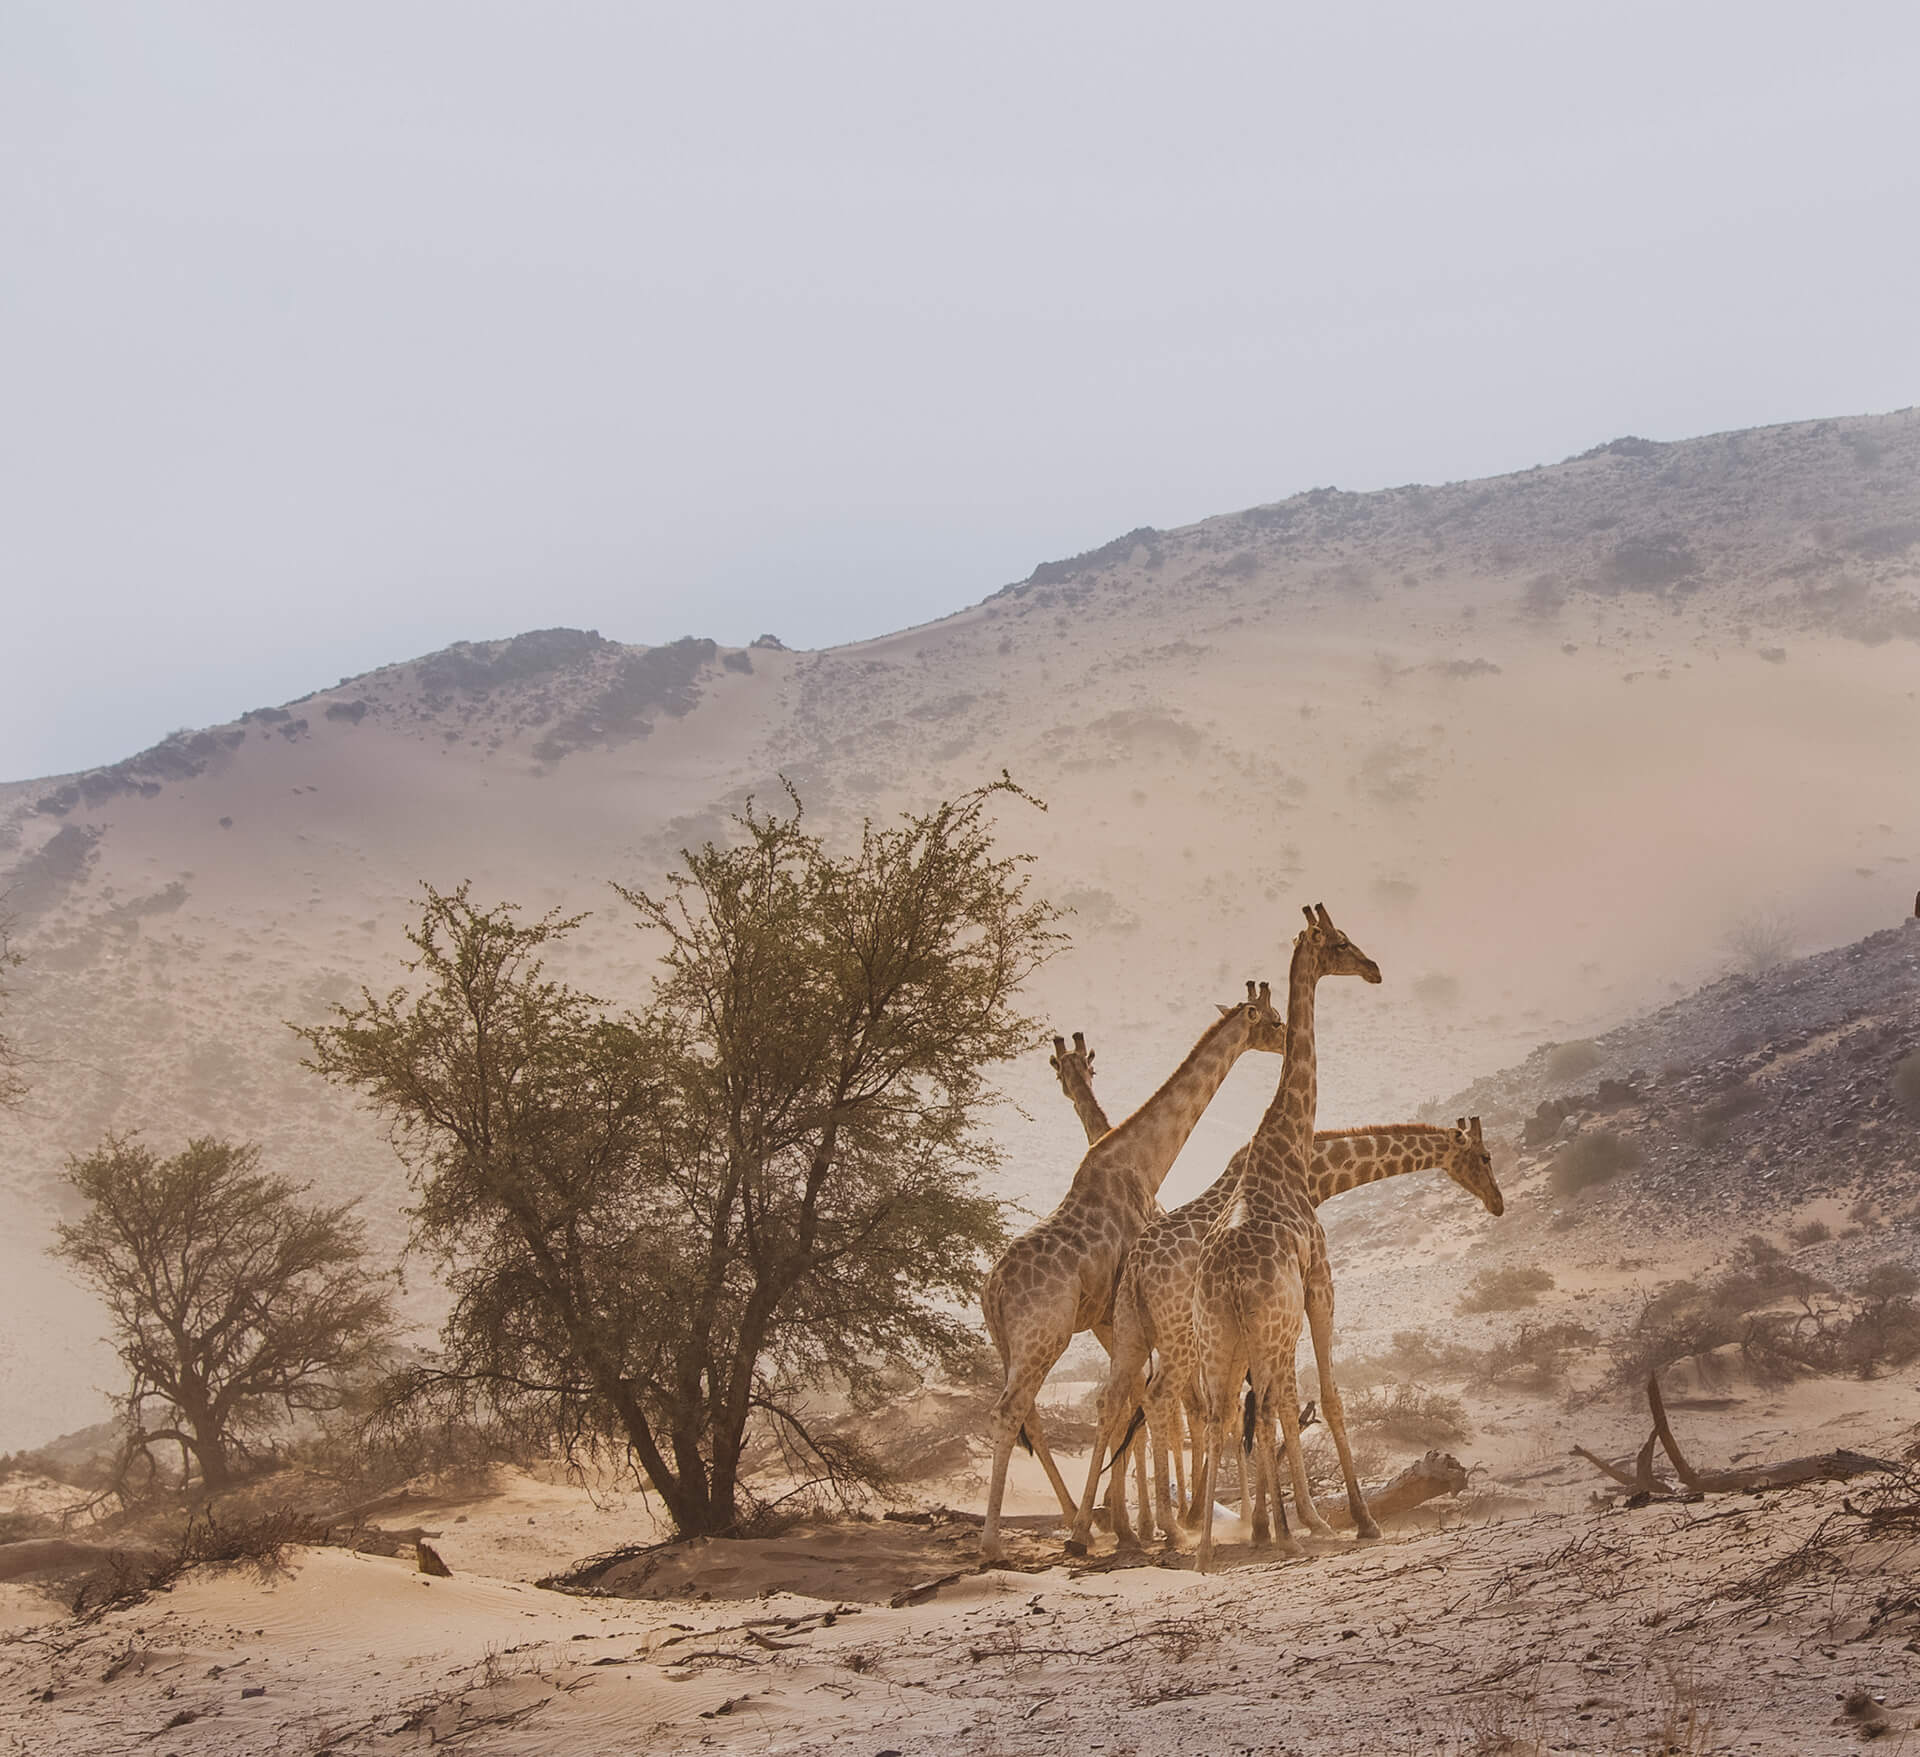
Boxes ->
[3,407,1919,1448]
[1437,919,1920,1238]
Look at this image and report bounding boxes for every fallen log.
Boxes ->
[1332,1450,1470,1527]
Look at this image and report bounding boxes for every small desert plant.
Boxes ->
[1549,1130,1641,1197]
[1457,1266,1556,1314]
[1789,1219,1832,1248]
[1678,1082,1765,1146]
[1721,907,1794,976]
[1339,1328,1479,1389]
[1544,1039,1602,1084]
[1894,1050,1920,1118]
[1343,1383,1470,1448]
[1474,1321,1598,1392]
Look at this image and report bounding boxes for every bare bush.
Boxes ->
[1721,908,1794,975]
[1457,1266,1556,1314]
[1473,1321,1598,1392]
[1549,1130,1641,1197]
[1543,1039,1602,1084]
[1894,1050,1920,1118]
[1789,1219,1833,1247]
[1343,1384,1470,1448]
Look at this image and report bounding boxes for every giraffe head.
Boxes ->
[1444,1115,1505,1215]
[1217,979,1287,1052]
[1049,1031,1097,1085]
[1300,902,1383,984]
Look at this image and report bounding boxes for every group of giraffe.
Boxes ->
[978,905,1505,1570]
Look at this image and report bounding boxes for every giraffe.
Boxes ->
[1068,1116,1503,1552]
[1043,1028,1159,1525]
[1049,1032,1111,1142]
[977,982,1285,1562]
[1193,905,1381,1572]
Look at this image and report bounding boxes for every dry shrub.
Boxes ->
[68,1506,316,1620]
[1473,1322,1599,1392]
[1543,1039,1602,1084]
[1549,1130,1641,1197]
[1789,1219,1832,1247]
[1677,1082,1765,1147]
[1894,1050,1920,1117]
[1458,1266,1556,1314]
[1341,1328,1479,1389]
[1343,1383,1470,1448]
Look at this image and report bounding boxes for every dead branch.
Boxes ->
[1645,1372,1900,1492]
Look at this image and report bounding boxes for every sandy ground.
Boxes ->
[4,1368,1919,1756]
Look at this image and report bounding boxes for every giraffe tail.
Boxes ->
[1098,1406,1147,1482]
[1242,1377,1258,1454]
[1016,1424,1034,1455]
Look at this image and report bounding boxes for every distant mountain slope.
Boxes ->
[1437,919,1920,1223]
[3,406,1918,1448]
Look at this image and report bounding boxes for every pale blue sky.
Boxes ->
[5,1,1919,781]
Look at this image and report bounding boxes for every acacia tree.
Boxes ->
[302,781,1060,1536]
[51,1136,397,1489]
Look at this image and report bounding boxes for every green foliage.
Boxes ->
[301,781,1060,1537]
[1457,1265,1556,1314]
[50,1137,396,1490]
[1549,1130,1642,1197]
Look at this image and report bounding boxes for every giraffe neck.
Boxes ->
[1088,1008,1253,1200]
[1306,1124,1456,1205]
[1060,1072,1111,1144]
[1246,933,1319,1188]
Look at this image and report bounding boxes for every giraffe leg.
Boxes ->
[1145,1370,1183,1542]
[1066,1366,1139,1553]
[1246,1384,1272,1543]
[1020,1407,1083,1524]
[1279,1352,1335,1535]
[981,1370,1040,1564]
[1181,1385,1208,1524]
[1194,1389,1234,1576]
[1266,1371,1307,1560]
[1130,1416,1151,1542]
[1160,1394,1184,1533]
[1306,1280,1379,1540]
[1068,1320,1146,1552]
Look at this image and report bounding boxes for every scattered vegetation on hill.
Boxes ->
[1549,1129,1642,1196]
[1457,1266,1556,1314]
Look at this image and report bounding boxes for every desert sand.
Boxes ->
[3,409,1920,1752]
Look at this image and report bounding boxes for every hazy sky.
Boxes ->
[5,2,1919,783]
